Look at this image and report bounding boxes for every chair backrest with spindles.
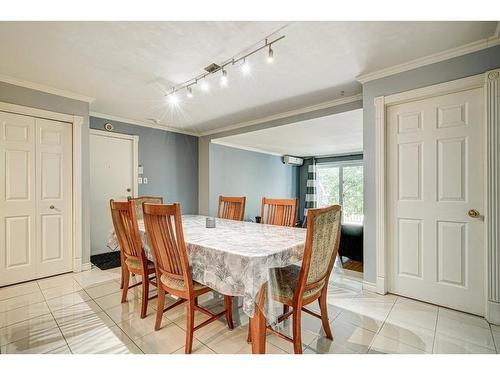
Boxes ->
[217,196,246,221]
[260,197,298,227]
[110,200,144,263]
[128,196,163,220]
[142,202,192,291]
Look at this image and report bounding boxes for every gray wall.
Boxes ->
[209,143,299,220]
[90,117,199,216]
[362,45,500,283]
[0,82,91,266]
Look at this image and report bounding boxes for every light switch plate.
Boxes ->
[143,177,148,184]
[138,177,143,184]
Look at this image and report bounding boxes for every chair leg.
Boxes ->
[119,252,125,289]
[224,295,234,330]
[319,289,333,339]
[292,307,303,354]
[185,299,195,354]
[155,288,165,331]
[121,269,130,303]
[120,267,125,289]
[140,273,149,319]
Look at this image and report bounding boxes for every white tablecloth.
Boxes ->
[108,215,306,321]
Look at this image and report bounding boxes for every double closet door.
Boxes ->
[0,111,73,287]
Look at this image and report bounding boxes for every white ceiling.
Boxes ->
[212,108,363,157]
[0,21,497,134]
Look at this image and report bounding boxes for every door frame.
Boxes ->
[89,128,139,198]
[373,68,500,324]
[0,101,84,273]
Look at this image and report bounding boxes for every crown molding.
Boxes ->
[200,93,362,137]
[357,30,500,84]
[210,139,283,157]
[0,74,95,103]
[89,112,199,137]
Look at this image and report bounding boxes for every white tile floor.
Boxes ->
[0,266,498,354]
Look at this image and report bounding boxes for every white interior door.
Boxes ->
[90,130,137,255]
[35,118,73,278]
[387,87,485,315]
[0,112,73,286]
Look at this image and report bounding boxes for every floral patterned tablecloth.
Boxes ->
[107,215,306,321]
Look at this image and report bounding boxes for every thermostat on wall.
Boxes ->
[104,123,114,131]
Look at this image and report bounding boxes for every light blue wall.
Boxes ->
[90,117,199,216]
[362,45,500,283]
[209,143,299,220]
[0,82,92,265]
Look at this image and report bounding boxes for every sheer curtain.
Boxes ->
[303,158,317,227]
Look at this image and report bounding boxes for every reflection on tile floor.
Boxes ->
[0,267,499,354]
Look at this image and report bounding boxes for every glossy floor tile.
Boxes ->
[0,266,498,354]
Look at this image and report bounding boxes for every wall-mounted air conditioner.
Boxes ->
[282,155,304,166]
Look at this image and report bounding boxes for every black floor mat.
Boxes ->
[90,251,121,270]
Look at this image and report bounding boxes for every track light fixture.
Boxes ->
[164,34,285,103]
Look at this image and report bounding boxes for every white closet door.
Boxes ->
[0,112,73,286]
[387,87,485,315]
[0,112,37,285]
[35,118,73,279]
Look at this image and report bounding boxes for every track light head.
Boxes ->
[168,93,179,105]
[241,59,251,75]
[187,86,193,98]
[267,45,274,63]
[220,69,228,86]
[200,81,209,92]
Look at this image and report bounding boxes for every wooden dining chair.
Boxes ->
[248,205,342,354]
[128,196,163,221]
[110,200,157,319]
[260,197,298,227]
[142,202,234,354]
[217,195,246,221]
[117,196,163,290]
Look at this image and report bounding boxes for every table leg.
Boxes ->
[250,286,267,354]
[250,305,266,353]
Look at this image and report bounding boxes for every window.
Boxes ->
[316,161,363,224]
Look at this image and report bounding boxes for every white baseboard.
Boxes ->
[376,276,388,295]
[73,258,92,273]
[486,300,500,325]
[82,262,92,271]
[362,281,377,293]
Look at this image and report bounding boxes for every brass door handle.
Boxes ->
[49,205,55,210]
[126,188,131,192]
[468,209,480,218]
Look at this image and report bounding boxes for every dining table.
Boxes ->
[107,214,307,354]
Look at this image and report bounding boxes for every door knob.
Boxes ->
[468,209,480,218]
[126,188,131,192]
[49,205,55,209]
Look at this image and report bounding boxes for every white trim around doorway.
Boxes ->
[0,101,85,273]
[373,70,500,324]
